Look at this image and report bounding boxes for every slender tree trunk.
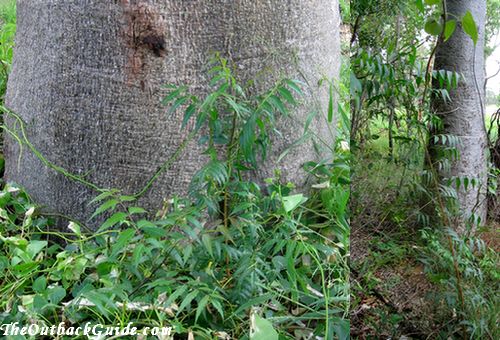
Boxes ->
[4,0,339,229]
[431,0,488,233]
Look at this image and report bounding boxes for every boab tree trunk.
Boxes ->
[4,0,340,229]
[431,0,487,233]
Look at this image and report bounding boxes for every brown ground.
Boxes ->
[350,225,452,339]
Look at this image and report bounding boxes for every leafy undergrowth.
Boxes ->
[0,57,350,339]
[351,146,500,339]
[0,175,349,339]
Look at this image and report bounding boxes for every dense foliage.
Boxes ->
[350,0,499,338]
[0,51,349,339]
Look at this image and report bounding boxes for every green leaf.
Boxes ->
[268,95,287,114]
[415,0,424,13]
[285,79,303,95]
[128,206,147,215]
[424,19,442,36]
[98,212,128,232]
[48,286,66,305]
[168,96,189,115]
[162,86,187,105]
[195,295,210,322]
[443,20,457,41]
[27,240,47,259]
[137,220,166,238]
[89,190,118,205]
[33,276,47,293]
[277,87,296,105]
[182,103,197,129]
[250,314,278,340]
[283,194,307,213]
[201,234,214,257]
[91,199,118,219]
[210,299,225,319]
[111,228,135,257]
[327,83,334,123]
[178,290,199,314]
[462,11,478,45]
[424,0,441,5]
[166,286,188,306]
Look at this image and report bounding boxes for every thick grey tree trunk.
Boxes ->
[431,0,487,233]
[5,0,339,229]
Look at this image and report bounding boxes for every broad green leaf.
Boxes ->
[444,20,457,41]
[462,11,478,45]
[250,314,278,340]
[283,194,307,213]
[33,276,47,293]
[48,286,66,305]
[424,19,442,36]
[27,240,47,259]
[424,0,441,5]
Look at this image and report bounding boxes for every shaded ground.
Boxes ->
[349,146,455,339]
[350,223,454,339]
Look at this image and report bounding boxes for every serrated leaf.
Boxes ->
[128,206,147,215]
[195,295,210,322]
[166,286,188,306]
[89,190,117,205]
[91,199,119,219]
[168,96,190,115]
[268,95,287,114]
[111,228,135,257]
[182,103,197,129]
[201,234,213,257]
[98,212,128,232]
[162,86,187,105]
[178,290,199,314]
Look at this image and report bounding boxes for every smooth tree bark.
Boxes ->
[4,0,340,229]
[431,0,488,232]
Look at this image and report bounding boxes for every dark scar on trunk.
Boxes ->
[120,2,167,86]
